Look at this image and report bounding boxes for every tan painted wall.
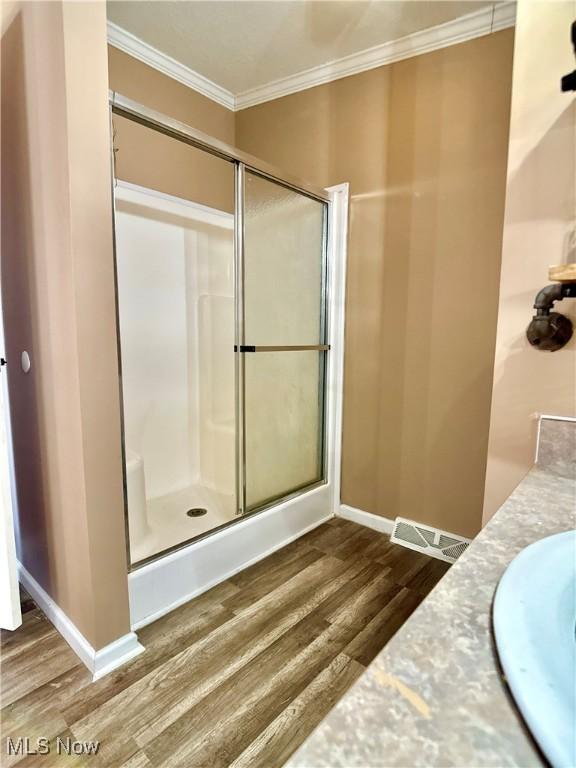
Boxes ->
[483,1,576,524]
[0,10,516,651]
[237,30,514,537]
[1,1,130,649]
[108,46,235,212]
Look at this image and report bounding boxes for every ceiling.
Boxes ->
[107,1,499,96]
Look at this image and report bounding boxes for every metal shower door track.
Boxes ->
[109,92,331,203]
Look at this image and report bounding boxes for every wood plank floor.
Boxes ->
[0,519,450,768]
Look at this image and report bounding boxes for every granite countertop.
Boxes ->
[288,418,576,768]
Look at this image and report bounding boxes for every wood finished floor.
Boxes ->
[0,519,450,768]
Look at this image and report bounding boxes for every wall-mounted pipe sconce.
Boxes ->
[560,20,576,91]
[526,20,576,351]
[527,282,576,351]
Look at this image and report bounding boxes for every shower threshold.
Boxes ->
[130,484,235,565]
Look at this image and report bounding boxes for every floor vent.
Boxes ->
[390,517,471,563]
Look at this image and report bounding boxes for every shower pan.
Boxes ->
[110,93,348,627]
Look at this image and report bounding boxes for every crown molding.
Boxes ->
[107,21,236,111]
[107,2,516,113]
[235,1,516,109]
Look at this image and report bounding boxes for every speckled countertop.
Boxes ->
[288,418,576,768]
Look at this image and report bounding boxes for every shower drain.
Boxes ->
[186,507,208,518]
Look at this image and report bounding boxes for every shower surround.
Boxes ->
[115,182,235,563]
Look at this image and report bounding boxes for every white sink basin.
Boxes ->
[493,530,576,768]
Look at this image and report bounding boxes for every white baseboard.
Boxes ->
[129,485,335,629]
[90,633,145,681]
[18,562,144,680]
[338,504,394,534]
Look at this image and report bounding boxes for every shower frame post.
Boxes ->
[234,164,246,516]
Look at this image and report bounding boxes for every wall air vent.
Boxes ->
[390,517,471,563]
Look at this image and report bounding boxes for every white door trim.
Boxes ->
[326,183,349,518]
[0,290,21,631]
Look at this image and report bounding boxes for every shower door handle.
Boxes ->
[235,345,330,352]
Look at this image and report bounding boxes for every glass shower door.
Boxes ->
[241,170,329,512]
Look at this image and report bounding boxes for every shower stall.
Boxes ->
[110,94,348,627]
[114,181,236,564]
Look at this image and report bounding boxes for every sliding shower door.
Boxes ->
[111,95,335,568]
[241,170,329,512]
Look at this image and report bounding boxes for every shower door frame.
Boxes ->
[110,92,346,573]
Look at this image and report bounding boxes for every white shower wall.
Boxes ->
[114,183,235,562]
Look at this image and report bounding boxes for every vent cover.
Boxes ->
[390,517,471,563]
